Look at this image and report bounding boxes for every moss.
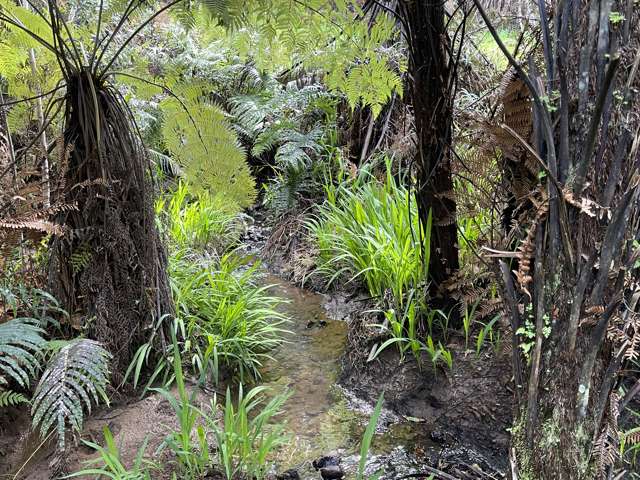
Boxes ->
[509,412,535,480]
[540,417,561,450]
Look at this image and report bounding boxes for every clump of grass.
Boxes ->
[170,249,288,383]
[154,334,210,478]
[307,159,428,307]
[64,426,155,479]
[151,336,288,480]
[156,181,243,252]
[210,385,290,480]
[309,159,446,363]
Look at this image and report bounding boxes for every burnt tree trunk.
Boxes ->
[477,1,640,477]
[398,0,460,289]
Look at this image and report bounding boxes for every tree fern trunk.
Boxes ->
[398,0,459,289]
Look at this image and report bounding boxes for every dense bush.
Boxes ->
[156,181,243,252]
[308,160,428,307]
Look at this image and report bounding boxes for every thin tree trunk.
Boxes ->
[21,0,50,208]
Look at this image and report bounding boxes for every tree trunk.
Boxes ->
[476,1,640,477]
[398,0,459,289]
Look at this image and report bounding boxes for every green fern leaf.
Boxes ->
[31,339,111,450]
[0,318,46,389]
[0,389,29,407]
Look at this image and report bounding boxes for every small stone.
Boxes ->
[277,469,300,480]
[312,456,340,470]
[319,465,344,480]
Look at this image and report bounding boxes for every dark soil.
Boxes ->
[339,337,512,478]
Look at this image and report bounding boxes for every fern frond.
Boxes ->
[0,318,46,388]
[0,389,29,407]
[31,339,111,450]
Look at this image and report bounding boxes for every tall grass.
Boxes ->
[307,160,429,308]
[308,160,445,363]
[210,385,290,480]
[156,181,242,252]
[170,249,288,383]
[151,336,287,480]
[155,335,210,478]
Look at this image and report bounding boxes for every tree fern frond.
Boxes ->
[0,318,46,389]
[31,339,111,450]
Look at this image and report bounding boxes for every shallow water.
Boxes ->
[260,275,429,477]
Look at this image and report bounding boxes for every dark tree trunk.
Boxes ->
[398,0,459,289]
[477,1,640,477]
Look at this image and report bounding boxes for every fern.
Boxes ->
[0,318,46,389]
[160,91,256,208]
[0,389,28,407]
[31,339,111,450]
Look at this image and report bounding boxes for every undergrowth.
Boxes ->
[307,158,452,368]
[156,181,243,253]
[169,249,288,384]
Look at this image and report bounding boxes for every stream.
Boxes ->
[260,275,431,479]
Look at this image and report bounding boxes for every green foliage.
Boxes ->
[0,0,64,131]
[170,1,402,115]
[0,389,28,407]
[0,318,46,389]
[152,337,288,480]
[170,250,288,383]
[209,384,289,480]
[65,426,155,480]
[357,392,384,480]
[423,335,453,371]
[31,339,111,450]
[123,314,174,398]
[516,305,551,361]
[230,84,337,212]
[475,28,519,70]
[462,300,480,351]
[156,181,242,252]
[308,159,448,364]
[160,92,256,208]
[308,159,427,305]
[0,282,67,328]
[476,314,501,357]
[154,336,210,478]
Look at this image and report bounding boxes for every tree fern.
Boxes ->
[31,339,111,449]
[0,318,46,389]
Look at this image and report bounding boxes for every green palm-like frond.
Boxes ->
[31,339,111,449]
[0,318,46,389]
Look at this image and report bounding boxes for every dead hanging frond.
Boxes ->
[594,393,622,477]
[442,268,503,320]
[513,192,549,298]
[0,131,74,259]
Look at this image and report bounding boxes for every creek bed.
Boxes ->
[260,275,432,479]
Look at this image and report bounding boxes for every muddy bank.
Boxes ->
[339,339,512,478]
